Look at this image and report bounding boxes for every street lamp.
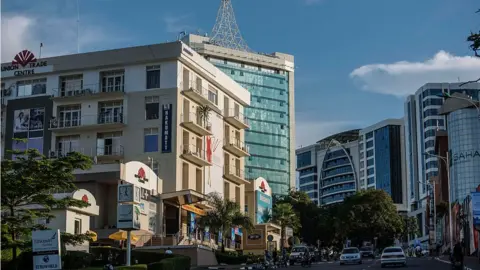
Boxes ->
[437,92,480,120]
[418,179,436,247]
[423,152,452,250]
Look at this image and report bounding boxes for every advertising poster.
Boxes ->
[32,229,61,270]
[117,204,141,230]
[148,211,156,233]
[13,109,30,133]
[29,108,45,131]
[256,191,272,224]
[471,192,480,228]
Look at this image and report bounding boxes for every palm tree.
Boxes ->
[271,203,301,250]
[198,192,254,252]
[197,105,211,129]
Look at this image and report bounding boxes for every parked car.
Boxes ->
[380,247,407,268]
[360,246,375,258]
[289,245,309,265]
[339,247,362,265]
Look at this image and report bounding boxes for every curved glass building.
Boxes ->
[318,130,360,205]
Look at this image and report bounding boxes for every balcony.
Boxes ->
[223,165,249,185]
[180,144,212,167]
[224,109,249,129]
[180,112,212,136]
[96,145,124,163]
[223,137,249,157]
[51,83,125,101]
[49,113,125,133]
[180,81,221,114]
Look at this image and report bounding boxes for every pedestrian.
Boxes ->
[165,247,173,254]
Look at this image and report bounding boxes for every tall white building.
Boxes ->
[405,82,480,244]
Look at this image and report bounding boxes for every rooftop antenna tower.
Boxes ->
[210,0,251,52]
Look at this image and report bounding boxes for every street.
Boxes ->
[286,257,462,270]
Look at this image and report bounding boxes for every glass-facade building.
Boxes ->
[211,59,291,195]
[440,99,480,203]
[358,119,406,208]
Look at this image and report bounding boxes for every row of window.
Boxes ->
[424,119,444,128]
[422,98,443,108]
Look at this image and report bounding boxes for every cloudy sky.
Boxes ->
[2,0,480,148]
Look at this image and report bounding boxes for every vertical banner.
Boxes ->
[161,104,172,153]
[471,192,480,229]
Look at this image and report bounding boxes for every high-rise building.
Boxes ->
[1,41,251,247]
[182,34,295,195]
[404,82,480,244]
[296,130,360,206]
[358,119,407,212]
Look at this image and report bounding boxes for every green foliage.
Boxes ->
[197,105,212,126]
[271,203,301,249]
[116,265,148,270]
[402,216,420,241]
[436,201,449,218]
[215,251,248,264]
[63,251,95,269]
[90,246,125,266]
[198,192,254,251]
[147,255,190,270]
[1,144,93,260]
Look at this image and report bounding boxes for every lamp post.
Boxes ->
[418,179,436,247]
[438,92,480,120]
[423,152,452,250]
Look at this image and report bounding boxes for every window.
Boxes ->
[280,79,284,84]
[74,218,82,235]
[280,90,284,95]
[101,70,124,92]
[17,78,47,97]
[60,75,83,97]
[146,65,160,89]
[231,70,235,75]
[367,168,375,175]
[257,97,261,103]
[367,158,374,166]
[99,101,123,124]
[366,132,373,139]
[366,140,374,148]
[57,105,81,128]
[240,71,244,76]
[208,86,218,105]
[150,161,159,175]
[145,96,159,120]
[57,135,80,155]
[280,113,284,118]
[144,128,159,152]
[367,149,374,157]
[280,101,284,106]
[97,131,122,156]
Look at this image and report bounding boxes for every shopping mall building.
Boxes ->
[1,41,256,249]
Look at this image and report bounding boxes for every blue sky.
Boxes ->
[2,0,480,147]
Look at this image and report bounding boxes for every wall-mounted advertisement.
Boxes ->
[471,192,480,229]
[256,191,272,224]
[32,229,61,270]
[13,107,44,133]
[117,204,141,230]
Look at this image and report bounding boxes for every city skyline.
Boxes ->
[3,0,480,148]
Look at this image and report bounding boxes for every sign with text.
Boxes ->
[32,229,61,270]
[118,184,141,204]
[1,50,53,77]
[161,104,172,153]
[117,204,141,230]
[182,204,206,216]
[256,191,272,224]
[471,192,480,229]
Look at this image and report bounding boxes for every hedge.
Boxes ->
[63,250,95,269]
[116,264,148,270]
[148,255,191,270]
[215,252,248,265]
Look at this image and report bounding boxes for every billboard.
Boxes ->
[13,107,44,133]
[32,229,61,270]
[471,192,480,229]
[254,177,273,224]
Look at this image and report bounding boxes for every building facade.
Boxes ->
[1,42,251,246]
[404,83,480,242]
[182,34,295,196]
[358,119,407,212]
[296,129,360,206]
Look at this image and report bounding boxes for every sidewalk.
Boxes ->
[437,255,480,270]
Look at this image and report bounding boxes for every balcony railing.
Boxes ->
[49,113,124,129]
[180,144,211,166]
[224,109,249,129]
[97,145,124,157]
[224,165,248,185]
[180,112,212,136]
[180,81,220,113]
[49,145,124,159]
[52,83,125,98]
[223,137,249,157]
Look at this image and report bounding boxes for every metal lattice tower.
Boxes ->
[210,0,251,52]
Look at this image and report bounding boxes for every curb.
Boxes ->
[434,257,474,270]
[207,267,254,270]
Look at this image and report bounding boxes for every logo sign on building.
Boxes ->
[161,104,172,153]
[32,229,61,270]
[471,192,480,229]
[452,150,480,164]
[1,50,53,77]
[117,204,141,230]
[182,204,206,216]
[256,191,272,224]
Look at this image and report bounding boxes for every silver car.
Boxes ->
[340,247,362,265]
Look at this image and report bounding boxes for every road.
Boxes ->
[287,257,461,270]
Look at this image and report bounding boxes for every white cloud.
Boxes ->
[163,15,195,34]
[1,12,121,60]
[295,119,361,148]
[350,51,480,97]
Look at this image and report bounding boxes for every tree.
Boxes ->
[402,216,420,242]
[198,192,254,252]
[1,145,94,261]
[336,190,404,248]
[467,9,480,57]
[197,105,212,129]
[436,201,449,218]
[270,203,301,250]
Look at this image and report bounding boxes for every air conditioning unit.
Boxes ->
[49,151,57,158]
